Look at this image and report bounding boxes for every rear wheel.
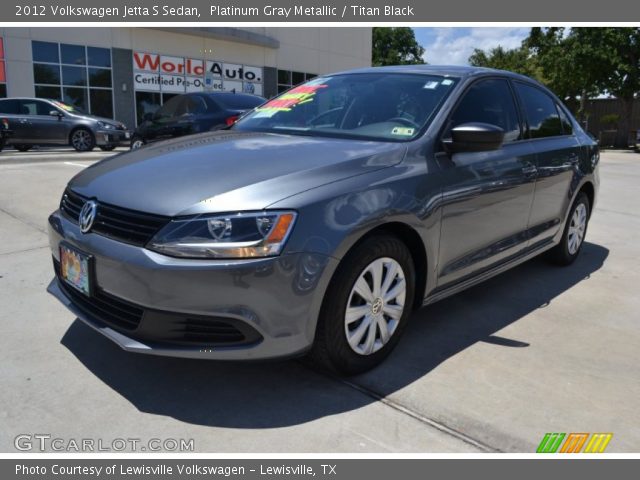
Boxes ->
[70,128,95,152]
[309,234,415,375]
[14,144,32,152]
[549,192,590,265]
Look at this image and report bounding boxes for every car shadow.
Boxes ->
[61,242,608,429]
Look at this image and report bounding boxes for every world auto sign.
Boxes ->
[132,52,264,96]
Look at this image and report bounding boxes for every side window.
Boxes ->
[514,83,563,138]
[186,96,207,115]
[448,78,522,142]
[154,95,183,119]
[556,104,574,135]
[0,99,19,114]
[16,100,52,116]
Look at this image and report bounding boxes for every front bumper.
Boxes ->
[95,129,131,146]
[47,210,338,360]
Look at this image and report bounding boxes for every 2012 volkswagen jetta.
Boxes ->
[47,66,599,374]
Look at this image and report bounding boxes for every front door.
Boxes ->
[436,78,537,287]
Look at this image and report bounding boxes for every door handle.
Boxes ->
[19,118,29,124]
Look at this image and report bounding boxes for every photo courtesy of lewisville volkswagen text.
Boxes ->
[0,0,639,477]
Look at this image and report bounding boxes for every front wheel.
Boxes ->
[549,192,590,265]
[70,128,95,152]
[130,136,145,150]
[309,234,415,375]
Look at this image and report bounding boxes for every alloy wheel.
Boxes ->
[71,130,92,151]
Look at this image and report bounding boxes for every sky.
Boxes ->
[412,28,530,65]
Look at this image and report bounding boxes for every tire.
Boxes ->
[14,144,32,152]
[130,136,145,150]
[70,128,95,152]
[549,192,590,266]
[309,234,416,375]
[99,145,116,151]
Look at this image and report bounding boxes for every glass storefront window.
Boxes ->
[89,89,113,118]
[32,41,114,119]
[88,68,111,88]
[33,63,60,85]
[87,47,111,68]
[32,41,59,63]
[62,65,87,87]
[61,44,86,65]
[34,85,61,100]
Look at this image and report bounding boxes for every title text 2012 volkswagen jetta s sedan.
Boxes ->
[47,66,599,374]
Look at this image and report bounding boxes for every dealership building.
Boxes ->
[0,27,372,128]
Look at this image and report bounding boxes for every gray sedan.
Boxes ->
[47,66,599,374]
[0,97,130,152]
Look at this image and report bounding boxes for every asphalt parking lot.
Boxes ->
[0,149,638,453]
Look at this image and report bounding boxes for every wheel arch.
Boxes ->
[335,221,428,311]
[578,181,595,217]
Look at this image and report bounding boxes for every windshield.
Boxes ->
[51,100,86,114]
[233,73,458,141]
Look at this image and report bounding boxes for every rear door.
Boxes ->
[512,82,582,247]
[0,99,32,142]
[436,78,538,287]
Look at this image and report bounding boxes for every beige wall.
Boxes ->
[0,27,372,97]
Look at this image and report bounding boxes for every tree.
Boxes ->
[569,28,640,147]
[468,45,540,78]
[524,28,599,122]
[372,27,426,66]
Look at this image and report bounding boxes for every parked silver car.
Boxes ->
[47,66,599,374]
[0,97,130,152]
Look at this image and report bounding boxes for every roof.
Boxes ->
[329,64,537,83]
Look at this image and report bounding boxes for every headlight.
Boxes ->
[147,211,297,259]
[97,121,115,130]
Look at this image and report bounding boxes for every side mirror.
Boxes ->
[49,110,63,118]
[444,122,505,153]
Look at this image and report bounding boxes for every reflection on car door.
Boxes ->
[513,82,583,247]
[147,95,187,142]
[436,78,538,287]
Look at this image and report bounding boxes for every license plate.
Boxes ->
[59,244,93,296]
[125,132,131,139]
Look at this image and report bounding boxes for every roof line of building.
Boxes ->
[149,27,280,49]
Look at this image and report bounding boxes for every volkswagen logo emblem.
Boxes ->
[79,200,98,234]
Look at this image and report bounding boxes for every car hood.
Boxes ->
[68,131,407,216]
[68,112,123,127]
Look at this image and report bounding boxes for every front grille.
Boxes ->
[54,260,143,331]
[60,189,169,246]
